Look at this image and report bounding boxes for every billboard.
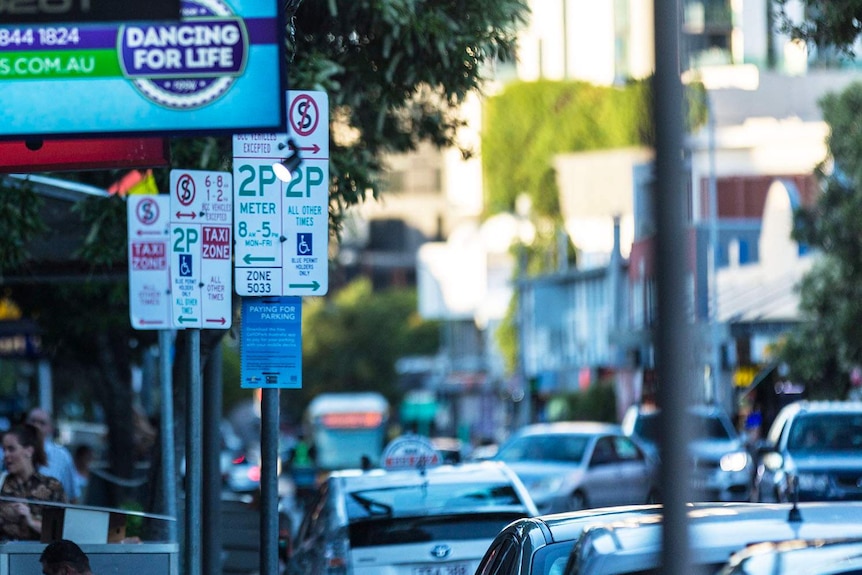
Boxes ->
[0,0,284,139]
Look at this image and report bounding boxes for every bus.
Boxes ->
[305,392,390,471]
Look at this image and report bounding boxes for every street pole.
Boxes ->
[517,242,530,428]
[707,93,722,404]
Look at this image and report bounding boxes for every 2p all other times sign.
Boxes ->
[169,169,233,329]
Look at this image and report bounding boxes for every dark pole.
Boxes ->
[203,342,223,575]
[653,2,693,575]
[260,388,280,575]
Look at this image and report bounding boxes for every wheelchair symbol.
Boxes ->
[297,233,313,256]
[179,254,193,277]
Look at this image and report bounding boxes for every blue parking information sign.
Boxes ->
[240,296,302,389]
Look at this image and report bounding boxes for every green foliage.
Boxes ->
[775,0,862,56]
[778,81,862,398]
[0,179,46,271]
[546,381,617,423]
[289,0,529,229]
[482,80,650,218]
[73,193,128,269]
[285,278,440,423]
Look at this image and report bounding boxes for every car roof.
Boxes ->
[519,505,665,541]
[327,460,540,520]
[513,421,622,436]
[572,502,862,575]
[329,460,519,487]
[779,400,862,416]
[723,538,862,575]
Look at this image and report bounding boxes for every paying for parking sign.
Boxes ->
[170,169,233,329]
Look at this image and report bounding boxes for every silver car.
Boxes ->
[622,403,753,501]
[287,460,538,575]
[492,422,659,514]
[474,505,662,575]
[566,501,862,575]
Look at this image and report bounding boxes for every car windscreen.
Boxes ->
[637,412,733,444]
[346,482,525,519]
[348,513,526,547]
[787,413,862,451]
[495,434,589,463]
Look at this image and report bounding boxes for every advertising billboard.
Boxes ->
[0,0,284,139]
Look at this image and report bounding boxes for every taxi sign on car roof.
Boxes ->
[382,434,441,470]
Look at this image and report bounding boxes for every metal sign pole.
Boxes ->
[159,329,178,543]
[185,329,202,575]
[260,388,280,575]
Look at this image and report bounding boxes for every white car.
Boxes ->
[287,460,539,575]
[493,421,659,513]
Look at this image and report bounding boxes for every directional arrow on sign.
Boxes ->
[290,142,321,154]
[243,254,276,264]
[288,281,321,291]
[206,317,227,325]
[177,316,198,324]
[175,211,197,219]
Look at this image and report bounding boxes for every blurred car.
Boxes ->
[492,422,659,514]
[286,460,539,575]
[474,504,662,575]
[718,537,862,575]
[753,400,862,503]
[621,403,753,501]
[564,501,862,575]
[431,437,469,464]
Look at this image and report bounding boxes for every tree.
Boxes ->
[779,81,862,398]
[289,0,529,227]
[775,0,862,55]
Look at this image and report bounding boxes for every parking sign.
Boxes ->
[169,169,233,328]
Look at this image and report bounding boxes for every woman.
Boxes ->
[0,423,66,540]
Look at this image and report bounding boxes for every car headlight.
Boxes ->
[719,451,750,473]
[762,452,784,471]
[796,472,829,492]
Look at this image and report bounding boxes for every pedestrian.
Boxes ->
[0,423,66,540]
[72,445,94,505]
[27,408,79,503]
[40,538,94,575]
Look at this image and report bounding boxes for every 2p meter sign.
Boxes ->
[232,90,329,297]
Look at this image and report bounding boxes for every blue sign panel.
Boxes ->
[241,296,301,389]
[0,0,284,139]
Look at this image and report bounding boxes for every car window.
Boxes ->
[691,413,734,440]
[497,434,589,463]
[591,437,617,465]
[533,541,578,575]
[475,536,520,575]
[633,413,660,444]
[348,513,527,547]
[613,436,644,462]
[345,482,525,519]
[787,414,862,451]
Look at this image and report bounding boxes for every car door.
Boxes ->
[581,435,622,508]
[611,435,654,503]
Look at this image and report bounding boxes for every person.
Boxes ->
[40,538,94,575]
[27,408,79,503]
[72,445,94,505]
[0,423,66,540]
[286,433,316,511]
